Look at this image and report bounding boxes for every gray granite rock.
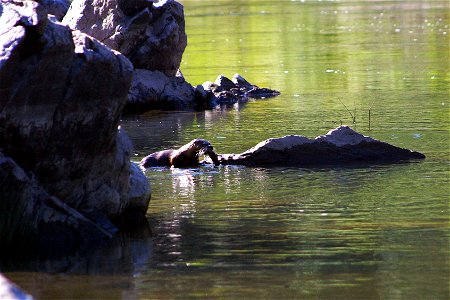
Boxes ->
[214,126,425,166]
[0,0,150,249]
[42,0,70,20]
[0,155,116,251]
[127,69,198,111]
[63,0,187,76]
[128,161,151,212]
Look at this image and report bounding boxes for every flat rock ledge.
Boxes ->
[214,126,425,166]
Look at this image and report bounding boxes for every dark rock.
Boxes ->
[232,73,253,90]
[0,155,116,253]
[63,0,189,112]
[63,0,187,76]
[213,74,237,92]
[246,87,282,99]
[212,126,425,167]
[63,0,277,112]
[197,74,280,110]
[42,0,70,21]
[128,161,151,213]
[0,0,150,248]
[63,0,125,46]
[118,0,154,16]
[0,154,40,245]
[126,69,197,111]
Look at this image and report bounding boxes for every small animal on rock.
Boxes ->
[140,139,220,168]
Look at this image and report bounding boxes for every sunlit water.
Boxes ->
[3,1,449,299]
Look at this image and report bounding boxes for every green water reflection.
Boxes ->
[131,0,449,298]
[3,0,449,299]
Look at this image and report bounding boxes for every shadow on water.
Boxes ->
[0,162,416,275]
[0,223,153,276]
[1,159,448,298]
[0,162,393,270]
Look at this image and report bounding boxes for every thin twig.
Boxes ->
[338,97,356,124]
[368,99,374,131]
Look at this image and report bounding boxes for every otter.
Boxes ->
[140,139,220,168]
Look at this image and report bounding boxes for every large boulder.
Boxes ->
[0,154,116,252]
[63,0,187,77]
[63,0,190,112]
[0,0,150,249]
[215,126,425,166]
[126,69,198,111]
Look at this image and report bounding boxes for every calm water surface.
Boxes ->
[3,0,449,299]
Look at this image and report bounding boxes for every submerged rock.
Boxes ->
[0,0,150,250]
[213,126,425,166]
[196,74,280,110]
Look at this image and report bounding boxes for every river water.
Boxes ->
[3,0,449,299]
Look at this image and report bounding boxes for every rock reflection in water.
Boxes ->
[1,221,153,298]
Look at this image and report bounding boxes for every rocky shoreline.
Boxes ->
[0,0,279,258]
[62,0,280,112]
[0,0,425,252]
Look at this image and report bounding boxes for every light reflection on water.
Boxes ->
[139,158,447,298]
[2,0,449,299]
[3,161,448,298]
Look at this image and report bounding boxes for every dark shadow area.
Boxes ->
[0,220,153,276]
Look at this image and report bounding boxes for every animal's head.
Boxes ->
[190,139,214,154]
